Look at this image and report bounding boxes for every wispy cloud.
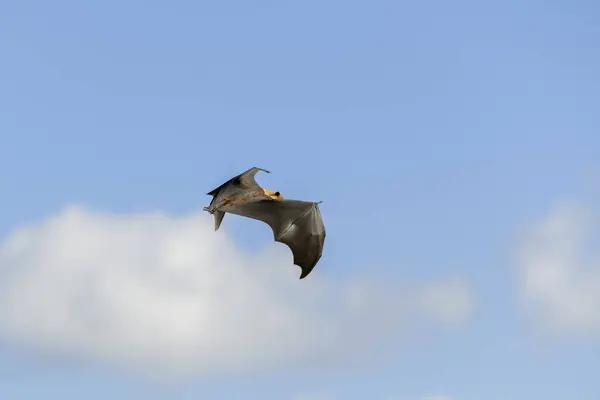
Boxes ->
[0,205,474,379]
[516,202,600,337]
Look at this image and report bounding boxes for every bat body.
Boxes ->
[203,167,325,279]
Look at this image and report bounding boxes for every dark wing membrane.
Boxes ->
[227,199,326,279]
[206,167,270,197]
[280,201,325,279]
[237,167,271,188]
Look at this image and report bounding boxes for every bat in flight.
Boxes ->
[203,167,325,279]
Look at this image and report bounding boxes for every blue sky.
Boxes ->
[1,0,599,399]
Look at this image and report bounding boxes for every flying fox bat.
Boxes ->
[203,167,325,279]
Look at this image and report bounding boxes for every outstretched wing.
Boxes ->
[227,198,326,279]
[205,167,271,231]
[206,167,270,197]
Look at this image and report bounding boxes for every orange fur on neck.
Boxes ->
[263,188,283,199]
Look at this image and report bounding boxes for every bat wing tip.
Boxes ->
[297,259,320,280]
[299,270,309,279]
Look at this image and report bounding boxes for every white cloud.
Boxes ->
[0,205,474,379]
[516,202,600,336]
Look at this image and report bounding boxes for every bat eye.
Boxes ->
[275,192,280,196]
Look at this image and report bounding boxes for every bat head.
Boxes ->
[263,188,284,200]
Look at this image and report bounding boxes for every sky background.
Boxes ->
[1,0,600,399]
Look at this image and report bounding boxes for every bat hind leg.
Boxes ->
[203,206,226,231]
[213,210,225,231]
